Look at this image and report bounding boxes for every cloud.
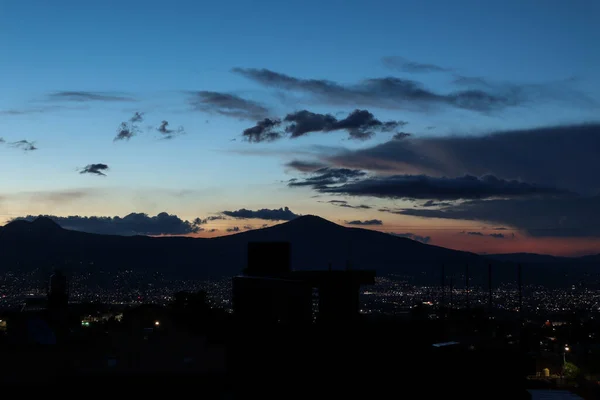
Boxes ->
[243,225,254,230]
[193,215,227,225]
[397,196,600,237]
[188,91,269,120]
[284,160,328,172]
[13,212,203,236]
[293,171,568,200]
[227,226,241,232]
[243,109,406,142]
[283,109,407,141]
[114,112,144,141]
[460,231,506,239]
[10,140,37,151]
[130,112,144,123]
[345,219,382,226]
[382,56,451,73]
[389,232,431,244]
[242,118,283,142]
[288,167,367,188]
[321,123,600,195]
[323,199,371,209]
[221,206,299,221]
[157,120,185,140]
[47,91,135,102]
[232,67,580,113]
[79,163,109,176]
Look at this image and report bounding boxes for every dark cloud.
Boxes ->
[130,112,144,123]
[189,91,269,120]
[322,123,600,195]
[221,206,299,221]
[466,231,484,236]
[227,226,241,232]
[157,120,185,140]
[323,199,371,210]
[460,231,505,239]
[284,109,407,141]
[422,200,452,207]
[114,112,144,141]
[382,56,452,73]
[397,196,600,238]
[47,91,135,102]
[232,67,579,113]
[243,225,254,230]
[10,140,37,151]
[295,172,567,201]
[13,212,203,236]
[390,232,431,244]
[193,215,227,225]
[288,167,367,188]
[392,132,411,140]
[284,160,328,173]
[242,109,405,142]
[79,163,109,176]
[345,219,383,226]
[242,118,283,142]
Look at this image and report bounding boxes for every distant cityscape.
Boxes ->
[3,269,600,318]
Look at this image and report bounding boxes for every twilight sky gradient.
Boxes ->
[1,0,599,256]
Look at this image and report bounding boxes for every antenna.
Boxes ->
[488,264,493,312]
[440,264,445,310]
[517,263,523,314]
[465,264,470,309]
[449,275,454,309]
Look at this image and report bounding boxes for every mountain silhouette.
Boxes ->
[0,215,595,287]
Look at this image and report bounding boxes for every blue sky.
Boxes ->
[1,0,599,255]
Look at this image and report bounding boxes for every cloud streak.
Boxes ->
[221,206,299,221]
[189,91,269,120]
[47,91,135,102]
[382,56,451,73]
[390,232,432,244]
[291,171,566,201]
[79,163,109,176]
[345,219,382,226]
[232,67,580,113]
[10,140,37,151]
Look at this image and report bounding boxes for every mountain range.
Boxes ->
[0,216,598,287]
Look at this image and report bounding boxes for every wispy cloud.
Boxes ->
[390,232,431,244]
[47,91,135,102]
[382,56,452,73]
[156,120,185,140]
[188,91,270,120]
[10,140,37,151]
[345,219,382,226]
[79,163,109,176]
[114,112,144,141]
[232,67,578,113]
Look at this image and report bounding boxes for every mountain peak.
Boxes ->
[31,216,62,230]
[286,215,341,228]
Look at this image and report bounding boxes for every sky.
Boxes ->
[1,0,599,256]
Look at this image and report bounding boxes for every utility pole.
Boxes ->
[440,264,445,310]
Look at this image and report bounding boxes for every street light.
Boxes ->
[563,344,570,365]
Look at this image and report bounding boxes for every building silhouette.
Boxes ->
[232,242,375,324]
